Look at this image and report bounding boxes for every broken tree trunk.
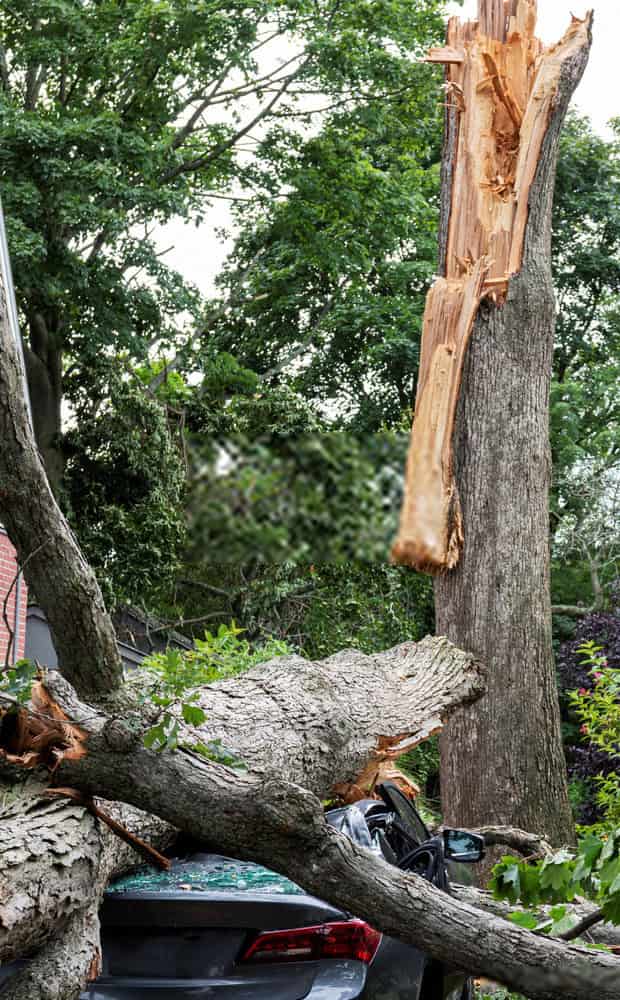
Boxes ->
[2,668,619,1000]
[393,0,591,849]
[392,1,592,571]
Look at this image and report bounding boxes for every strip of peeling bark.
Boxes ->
[392,1,592,573]
[11,671,617,1000]
[0,285,122,700]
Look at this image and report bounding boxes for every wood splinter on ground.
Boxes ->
[392,0,593,574]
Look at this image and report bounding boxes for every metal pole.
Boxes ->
[0,193,33,426]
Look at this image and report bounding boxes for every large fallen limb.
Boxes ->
[392,1,592,572]
[3,669,615,1000]
[0,774,174,964]
[0,636,483,994]
[174,637,485,797]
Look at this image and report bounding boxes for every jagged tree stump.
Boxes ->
[392,0,592,847]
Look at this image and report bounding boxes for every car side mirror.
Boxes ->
[442,829,485,863]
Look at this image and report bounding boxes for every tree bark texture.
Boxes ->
[434,3,592,848]
[0,776,173,966]
[22,313,64,498]
[0,281,123,700]
[178,636,485,798]
[2,668,617,1000]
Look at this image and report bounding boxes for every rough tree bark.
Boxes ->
[393,0,591,846]
[0,279,122,700]
[0,768,174,996]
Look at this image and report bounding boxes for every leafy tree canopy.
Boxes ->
[0,0,446,487]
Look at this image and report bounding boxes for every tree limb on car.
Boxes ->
[1,667,620,1000]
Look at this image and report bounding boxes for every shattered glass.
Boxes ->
[107,856,305,896]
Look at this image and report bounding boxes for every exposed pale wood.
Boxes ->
[392,2,593,573]
[426,47,465,64]
[392,261,487,571]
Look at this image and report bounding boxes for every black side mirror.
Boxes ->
[442,829,485,863]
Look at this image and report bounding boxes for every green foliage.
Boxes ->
[141,622,291,759]
[0,0,446,390]
[569,642,620,827]
[176,561,433,664]
[490,828,620,930]
[211,95,442,432]
[550,115,620,595]
[0,0,446,611]
[0,660,37,705]
[63,361,187,608]
[187,429,405,566]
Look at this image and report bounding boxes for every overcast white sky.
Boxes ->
[162,1,618,294]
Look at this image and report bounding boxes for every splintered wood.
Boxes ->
[392,0,592,573]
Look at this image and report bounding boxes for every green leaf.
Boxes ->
[509,911,539,930]
[144,724,166,750]
[182,703,206,727]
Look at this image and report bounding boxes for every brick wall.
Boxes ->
[0,529,28,663]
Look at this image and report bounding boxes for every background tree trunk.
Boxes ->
[434,5,592,849]
[22,313,64,497]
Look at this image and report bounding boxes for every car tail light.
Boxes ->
[240,919,381,965]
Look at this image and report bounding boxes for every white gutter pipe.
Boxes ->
[0,194,33,661]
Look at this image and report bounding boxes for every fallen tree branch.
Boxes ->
[0,636,483,975]
[0,778,174,965]
[471,824,554,858]
[49,678,620,1000]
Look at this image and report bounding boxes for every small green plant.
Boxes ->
[490,827,620,935]
[141,622,291,763]
[569,641,619,828]
[0,659,37,705]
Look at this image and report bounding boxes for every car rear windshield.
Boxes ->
[107,857,306,896]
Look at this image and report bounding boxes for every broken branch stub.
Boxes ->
[392,1,593,573]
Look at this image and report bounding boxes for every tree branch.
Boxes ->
[0,288,123,700]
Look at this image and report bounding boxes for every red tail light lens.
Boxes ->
[240,919,381,965]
